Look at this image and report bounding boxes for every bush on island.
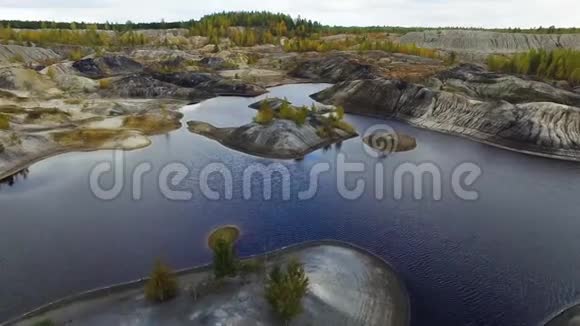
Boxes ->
[144,260,178,302]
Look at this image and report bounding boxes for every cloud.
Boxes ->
[0,0,111,8]
[0,0,578,28]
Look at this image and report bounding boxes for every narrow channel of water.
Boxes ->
[2,84,580,326]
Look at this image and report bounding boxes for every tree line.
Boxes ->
[0,24,148,47]
[283,37,439,59]
[3,12,578,36]
[487,49,580,84]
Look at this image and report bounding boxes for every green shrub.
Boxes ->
[68,49,83,61]
[213,239,237,278]
[265,259,309,322]
[278,100,297,120]
[254,100,274,124]
[294,107,309,126]
[144,260,178,302]
[32,319,55,326]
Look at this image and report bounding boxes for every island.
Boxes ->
[7,226,409,326]
[363,132,417,154]
[187,98,358,159]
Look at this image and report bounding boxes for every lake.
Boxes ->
[2,84,580,326]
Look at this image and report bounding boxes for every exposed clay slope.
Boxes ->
[400,30,580,54]
[435,64,580,106]
[312,78,580,161]
[0,44,61,64]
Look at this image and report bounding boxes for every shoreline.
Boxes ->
[5,81,580,181]
[342,109,580,163]
[1,239,410,326]
[0,140,151,181]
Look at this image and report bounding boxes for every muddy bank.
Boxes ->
[2,241,409,326]
[0,99,185,180]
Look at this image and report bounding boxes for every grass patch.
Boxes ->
[208,225,240,250]
[52,129,124,147]
[123,113,181,135]
[0,113,10,130]
[68,48,84,61]
[99,78,112,89]
[0,105,25,114]
[25,108,71,123]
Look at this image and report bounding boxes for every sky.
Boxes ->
[0,0,579,28]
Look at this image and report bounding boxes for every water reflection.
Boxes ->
[0,168,29,188]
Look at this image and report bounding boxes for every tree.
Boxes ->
[278,100,297,121]
[294,107,309,126]
[213,239,237,278]
[265,259,309,323]
[255,100,274,124]
[144,260,178,302]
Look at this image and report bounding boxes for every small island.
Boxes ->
[10,225,410,326]
[187,98,358,159]
[363,132,417,154]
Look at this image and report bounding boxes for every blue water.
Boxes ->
[2,84,580,325]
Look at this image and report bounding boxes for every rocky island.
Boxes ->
[187,98,357,159]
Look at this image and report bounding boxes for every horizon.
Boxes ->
[0,1,579,29]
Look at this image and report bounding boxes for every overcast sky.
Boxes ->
[0,0,578,28]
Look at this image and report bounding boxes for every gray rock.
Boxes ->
[0,44,61,64]
[103,74,207,101]
[312,78,580,161]
[152,72,267,97]
[290,54,381,83]
[200,56,227,69]
[72,55,143,79]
